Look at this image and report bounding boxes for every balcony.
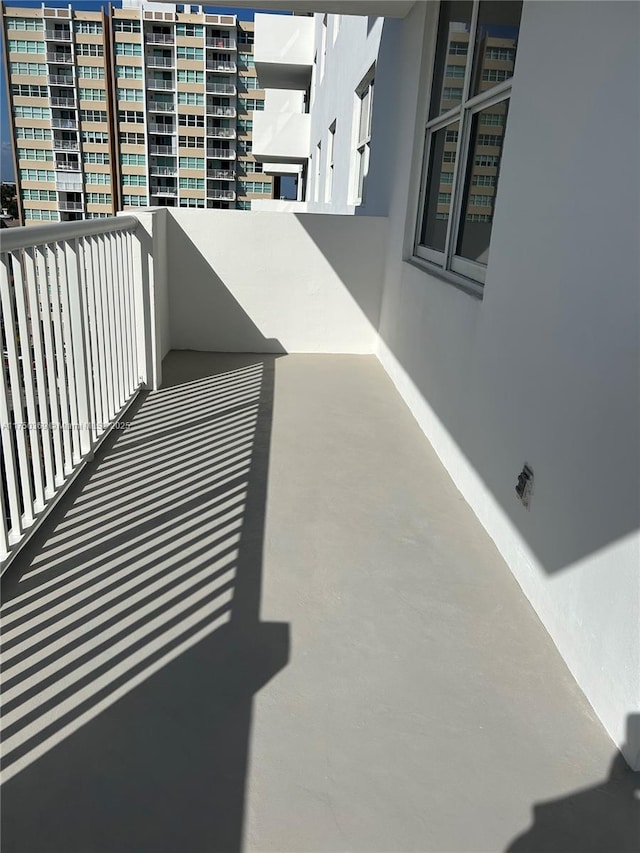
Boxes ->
[51,118,77,130]
[149,165,177,176]
[48,74,74,85]
[56,178,83,191]
[50,96,76,108]
[145,33,174,44]
[207,147,236,159]
[46,52,73,64]
[148,123,175,134]
[147,101,174,112]
[44,28,71,41]
[206,36,236,50]
[206,105,236,118]
[0,208,623,853]
[207,128,236,139]
[146,57,174,68]
[206,61,237,73]
[207,83,236,96]
[57,200,84,211]
[52,138,79,151]
[253,13,315,89]
[207,168,235,180]
[150,185,177,196]
[207,188,236,200]
[149,145,176,155]
[147,79,175,91]
[252,108,310,165]
[54,161,81,172]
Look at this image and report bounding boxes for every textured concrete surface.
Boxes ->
[1,353,637,853]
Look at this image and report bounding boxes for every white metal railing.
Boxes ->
[207,147,236,159]
[0,216,146,570]
[48,74,74,86]
[53,139,79,151]
[146,57,174,68]
[55,162,81,172]
[147,101,174,112]
[207,189,235,200]
[146,33,174,44]
[50,97,76,108]
[206,62,236,72]
[44,29,72,41]
[47,52,73,63]
[148,123,175,134]
[52,119,77,130]
[206,37,235,50]
[57,180,83,191]
[207,83,235,95]
[149,145,176,155]
[150,186,177,196]
[207,106,236,117]
[207,169,235,180]
[149,166,177,176]
[147,79,175,90]
[207,128,235,139]
[58,201,84,211]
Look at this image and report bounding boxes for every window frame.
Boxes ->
[413,0,520,290]
[353,65,375,205]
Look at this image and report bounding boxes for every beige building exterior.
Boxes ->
[1,3,273,224]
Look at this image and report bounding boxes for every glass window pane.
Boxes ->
[472,1,522,96]
[419,120,459,252]
[429,1,473,119]
[455,101,509,264]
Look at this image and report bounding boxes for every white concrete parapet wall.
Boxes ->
[163,209,386,354]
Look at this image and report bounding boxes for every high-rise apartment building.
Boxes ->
[1,2,273,225]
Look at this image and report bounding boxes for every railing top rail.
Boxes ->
[0,215,139,253]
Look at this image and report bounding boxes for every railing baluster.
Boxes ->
[116,232,133,399]
[96,235,115,422]
[23,247,55,499]
[0,254,34,526]
[108,233,125,410]
[122,231,136,396]
[9,251,45,511]
[46,244,73,475]
[34,245,65,486]
[0,345,23,540]
[56,242,81,465]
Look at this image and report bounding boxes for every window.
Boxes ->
[84,151,110,164]
[80,109,107,123]
[178,136,203,149]
[179,197,205,208]
[238,53,254,69]
[325,121,336,202]
[114,19,141,33]
[177,69,204,83]
[119,110,144,123]
[415,0,522,287]
[122,174,147,186]
[122,194,148,206]
[236,200,251,210]
[237,139,252,153]
[121,153,146,166]
[81,131,108,144]
[22,189,57,201]
[85,212,109,219]
[85,172,110,185]
[354,66,374,204]
[118,88,144,102]
[14,106,50,119]
[314,141,321,203]
[115,43,141,56]
[179,157,204,169]
[177,92,204,106]
[445,64,466,78]
[238,75,259,90]
[79,87,106,101]
[8,40,45,54]
[77,43,104,57]
[176,24,203,37]
[18,148,53,161]
[10,62,46,75]
[24,209,59,220]
[120,132,145,145]
[177,47,203,61]
[243,161,262,174]
[179,177,204,189]
[115,65,141,79]
[7,18,43,31]
[485,46,515,62]
[86,192,111,205]
[178,113,204,128]
[20,169,54,182]
[12,84,48,97]
[16,127,51,140]
[237,119,253,133]
[237,30,254,45]
[75,21,102,35]
[238,97,264,112]
[78,65,105,79]
[239,181,271,194]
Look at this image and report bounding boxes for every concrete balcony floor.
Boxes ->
[0,353,635,853]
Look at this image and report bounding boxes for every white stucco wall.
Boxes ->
[373,1,640,767]
[164,209,386,354]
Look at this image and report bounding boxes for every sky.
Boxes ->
[0,3,274,183]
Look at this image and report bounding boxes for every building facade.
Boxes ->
[1,2,273,225]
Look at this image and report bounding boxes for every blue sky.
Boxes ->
[1,3,274,182]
